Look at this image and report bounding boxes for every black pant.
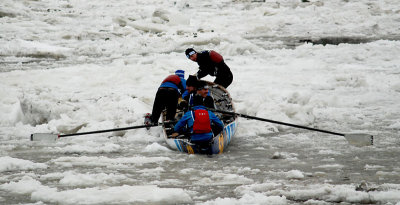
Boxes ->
[151,88,179,123]
[214,64,233,88]
[214,72,233,88]
[193,140,213,155]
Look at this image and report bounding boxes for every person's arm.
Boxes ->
[204,96,215,109]
[182,90,189,99]
[196,69,208,79]
[177,80,185,95]
[180,79,186,91]
[209,112,224,131]
[174,113,191,132]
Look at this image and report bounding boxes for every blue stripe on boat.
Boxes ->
[174,139,182,152]
[229,122,235,143]
[227,125,231,143]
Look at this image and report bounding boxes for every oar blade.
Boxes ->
[344,133,373,147]
[31,133,58,141]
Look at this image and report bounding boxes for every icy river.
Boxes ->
[1,0,400,204]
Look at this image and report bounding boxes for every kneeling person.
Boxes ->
[173,95,224,148]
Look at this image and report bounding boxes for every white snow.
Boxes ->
[51,156,172,168]
[0,176,50,195]
[59,171,128,186]
[30,185,192,204]
[285,170,305,180]
[0,157,47,172]
[1,0,400,204]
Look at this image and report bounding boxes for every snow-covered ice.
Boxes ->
[1,0,400,204]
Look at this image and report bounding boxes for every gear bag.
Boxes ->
[191,109,212,134]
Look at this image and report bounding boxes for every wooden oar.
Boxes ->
[30,123,170,141]
[212,109,373,146]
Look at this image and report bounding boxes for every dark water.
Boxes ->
[244,35,400,50]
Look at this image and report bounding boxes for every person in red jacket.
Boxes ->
[185,48,233,88]
[173,94,224,153]
[146,72,185,126]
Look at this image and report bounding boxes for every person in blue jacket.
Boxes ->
[146,70,186,125]
[180,78,215,111]
[181,75,198,102]
[194,81,215,109]
[173,94,224,146]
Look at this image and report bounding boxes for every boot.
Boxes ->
[144,113,152,130]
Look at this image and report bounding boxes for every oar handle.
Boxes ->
[212,109,345,137]
[58,120,176,138]
[59,124,159,137]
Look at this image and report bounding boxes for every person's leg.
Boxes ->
[196,140,212,155]
[214,72,233,88]
[150,89,167,123]
[165,90,179,121]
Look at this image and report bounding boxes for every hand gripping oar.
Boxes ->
[30,123,168,141]
[212,109,373,146]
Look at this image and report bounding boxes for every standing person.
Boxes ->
[172,95,224,153]
[145,70,186,127]
[185,48,233,88]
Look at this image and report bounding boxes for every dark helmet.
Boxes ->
[196,81,209,90]
[185,48,196,59]
[186,75,198,87]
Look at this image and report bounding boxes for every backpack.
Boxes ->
[161,74,184,93]
[191,109,212,134]
[162,75,181,85]
[209,50,223,63]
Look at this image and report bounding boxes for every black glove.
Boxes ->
[178,100,188,110]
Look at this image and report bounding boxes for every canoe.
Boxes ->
[162,81,238,154]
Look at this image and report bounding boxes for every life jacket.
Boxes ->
[161,75,184,93]
[162,75,181,85]
[191,109,212,134]
[209,50,223,63]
